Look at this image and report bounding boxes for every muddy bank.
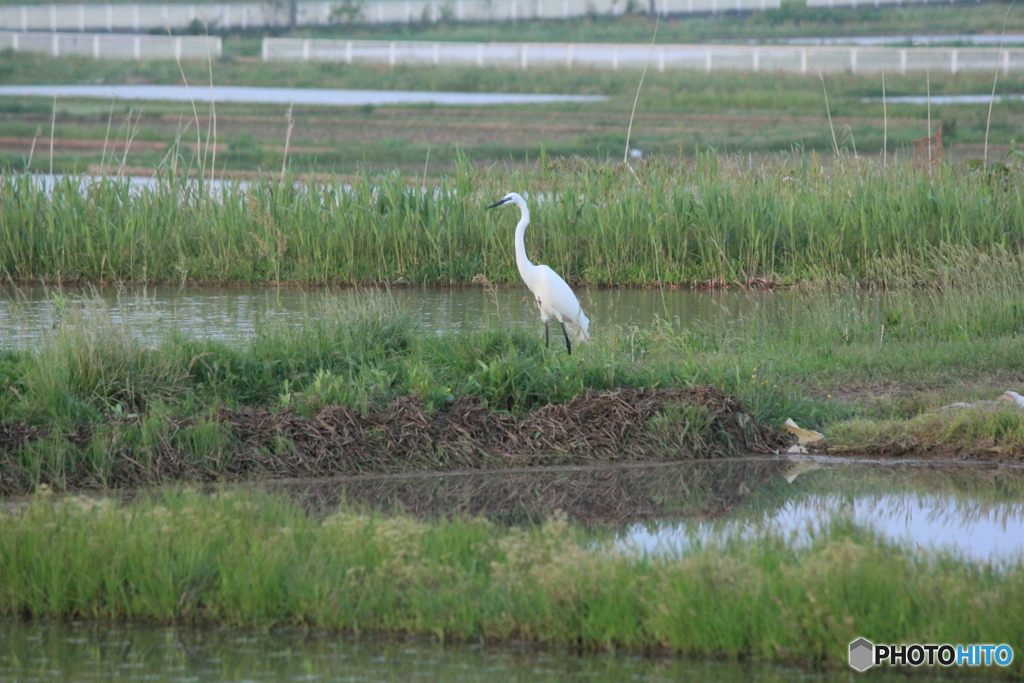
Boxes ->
[0,387,787,495]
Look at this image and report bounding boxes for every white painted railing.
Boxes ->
[262,38,1024,74]
[808,0,977,7]
[0,30,221,58]
[0,0,776,33]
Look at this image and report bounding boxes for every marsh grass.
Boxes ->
[0,488,1021,671]
[2,157,1024,287]
[4,277,1024,491]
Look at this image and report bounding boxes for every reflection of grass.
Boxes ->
[0,488,1021,672]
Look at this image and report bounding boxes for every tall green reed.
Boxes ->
[2,157,1022,287]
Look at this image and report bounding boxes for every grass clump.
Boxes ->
[0,488,1021,672]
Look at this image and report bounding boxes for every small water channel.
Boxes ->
[0,284,868,348]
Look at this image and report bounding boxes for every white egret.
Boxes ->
[486,192,590,354]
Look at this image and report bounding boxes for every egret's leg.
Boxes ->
[561,322,572,355]
[545,320,550,348]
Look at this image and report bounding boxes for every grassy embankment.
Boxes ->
[1,49,1023,172]
[0,487,1021,673]
[5,251,1024,493]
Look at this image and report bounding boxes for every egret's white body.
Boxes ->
[487,192,590,353]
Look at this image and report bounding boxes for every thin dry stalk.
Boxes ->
[100,95,116,170]
[624,15,660,170]
[984,1,1016,166]
[26,126,41,171]
[819,72,840,158]
[926,70,932,166]
[281,102,295,178]
[48,95,57,177]
[204,20,217,181]
[881,71,887,167]
[118,108,143,178]
[168,24,203,173]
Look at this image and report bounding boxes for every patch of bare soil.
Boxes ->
[0,387,787,494]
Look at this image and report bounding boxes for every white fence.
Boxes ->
[0,0,776,33]
[262,38,1024,74]
[808,0,976,7]
[0,30,221,58]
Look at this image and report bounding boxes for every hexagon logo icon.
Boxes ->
[849,638,875,672]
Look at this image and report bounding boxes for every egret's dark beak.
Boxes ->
[486,198,510,210]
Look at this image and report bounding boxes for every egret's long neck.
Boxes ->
[513,200,536,282]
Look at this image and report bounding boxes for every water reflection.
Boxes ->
[620,461,1024,564]
[0,284,795,347]
[261,459,1024,564]
[0,620,971,682]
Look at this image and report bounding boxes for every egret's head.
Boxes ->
[486,192,522,210]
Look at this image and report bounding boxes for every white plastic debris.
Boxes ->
[783,418,824,445]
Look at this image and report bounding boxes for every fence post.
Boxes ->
[753,47,759,72]
[133,35,140,59]
[520,43,527,69]
[389,41,395,66]
[302,38,309,60]
[261,37,268,60]
[477,43,483,66]
[899,48,906,75]
[612,45,618,70]
[1003,49,1010,75]
[52,32,59,55]
[93,33,100,57]
[174,36,182,60]
[801,47,807,74]
[850,47,857,73]
[566,43,572,68]
[705,46,712,72]
[950,49,957,74]
[12,33,18,51]
[346,40,352,63]
[432,42,439,65]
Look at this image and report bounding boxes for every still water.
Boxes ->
[0,85,607,107]
[0,284,796,348]
[0,620,963,683]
